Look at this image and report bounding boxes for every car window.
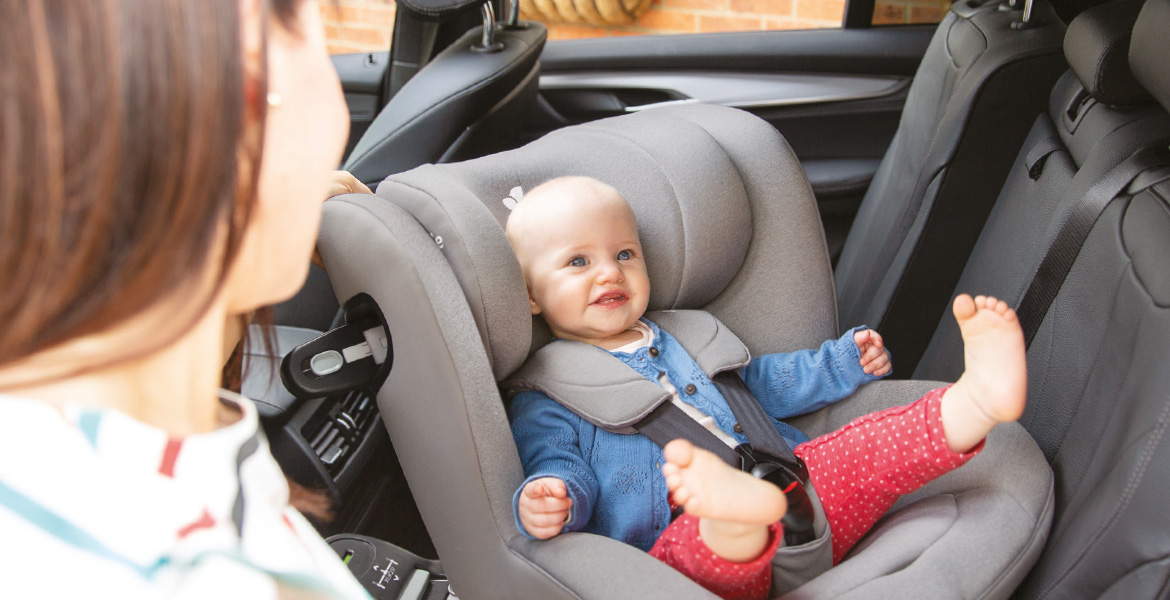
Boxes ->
[874,0,950,25]
[323,1,398,54]
[322,0,950,52]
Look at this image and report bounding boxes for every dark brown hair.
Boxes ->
[0,0,301,371]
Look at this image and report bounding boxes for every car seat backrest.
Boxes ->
[377,102,840,379]
[1013,3,1170,588]
[316,103,838,599]
[833,0,1066,374]
[915,0,1170,384]
[902,0,1170,595]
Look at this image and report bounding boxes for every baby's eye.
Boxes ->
[616,249,632,261]
[568,256,587,267]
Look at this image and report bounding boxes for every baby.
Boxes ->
[505,176,1026,600]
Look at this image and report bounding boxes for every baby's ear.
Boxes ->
[528,289,542,316]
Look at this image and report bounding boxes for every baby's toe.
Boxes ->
[662,439,696,468]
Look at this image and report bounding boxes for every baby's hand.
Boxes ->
[854,329,891,377]
[518,477,573,540]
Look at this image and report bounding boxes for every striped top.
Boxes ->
[0,391,371,599]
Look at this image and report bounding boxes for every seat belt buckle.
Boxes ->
[735,444,809,484]
[735,444,816,547]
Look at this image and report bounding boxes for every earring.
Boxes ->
[267,92,283,108]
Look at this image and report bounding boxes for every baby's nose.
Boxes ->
[595,260,624,282]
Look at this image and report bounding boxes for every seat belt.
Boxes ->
[633,371,817,546]
[1018,144,1170,345]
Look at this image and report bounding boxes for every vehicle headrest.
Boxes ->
[1130,0,1170,112]
[1064,0,1152,107]
[396,0,483,20]
[375,104,832,380]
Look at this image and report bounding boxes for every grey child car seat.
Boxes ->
[316,103,1053,598]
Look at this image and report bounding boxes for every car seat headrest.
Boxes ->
[396,0,483,20]
[1130,0,1170,113]
[377,107,757,380]
[1064,0,1152,107]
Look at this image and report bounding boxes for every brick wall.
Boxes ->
[322,0,397,55]
[323,0,948,52]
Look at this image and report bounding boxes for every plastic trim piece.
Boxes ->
[539,71,907,111]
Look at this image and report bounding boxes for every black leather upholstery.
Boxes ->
[914,71,1170,383]
[397,0,485,20]
[343,23,546,187]
[1012,176,1170,600]
[906,1,1170,595]
[833,0,1066,375]
[1129,0,1170,112]
[1063,0,1152,107]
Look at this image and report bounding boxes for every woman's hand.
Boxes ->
[313,171,373,269]
[326,170,372,198]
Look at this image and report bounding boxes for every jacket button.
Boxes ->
[648,347,659,357]
[734,423,743,434]
[684,384,697,395]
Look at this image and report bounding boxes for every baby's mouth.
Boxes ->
[593,291,628,306]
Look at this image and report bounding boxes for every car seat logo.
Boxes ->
[502,186,524,210]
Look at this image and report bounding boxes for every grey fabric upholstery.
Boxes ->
[318,103,1053,598]
[788,381,1052,600]
[504,310,750,431]
[1063,0,1151,107]
[380,102,838,370]
[342,23,546,187]
[833,0,1066,375]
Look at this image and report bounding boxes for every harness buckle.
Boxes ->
[735,444,817,547]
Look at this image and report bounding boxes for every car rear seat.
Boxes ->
[916,0,1169,385]
[908,0,1170,595]
[832,0,1067,376]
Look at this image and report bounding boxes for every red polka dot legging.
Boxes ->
[648,386,981,600]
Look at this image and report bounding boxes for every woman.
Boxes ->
[0,1,369,597]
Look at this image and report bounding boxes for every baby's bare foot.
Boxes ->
[662,439,787,527]
[940,294,1028,452]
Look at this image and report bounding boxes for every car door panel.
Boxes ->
[332,51,389,159]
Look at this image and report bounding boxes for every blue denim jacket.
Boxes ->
[509,318,882,551]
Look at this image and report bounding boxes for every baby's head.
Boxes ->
[506,176,651,348]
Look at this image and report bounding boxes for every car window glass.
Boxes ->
[874,0,950,25]
[320,0,951,52]
[521,0,846,37]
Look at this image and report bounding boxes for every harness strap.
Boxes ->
[635,371,816,546]
[634,401,742,467]
[712,371,807,481]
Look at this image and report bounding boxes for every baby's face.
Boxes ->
[513,191,650,348]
